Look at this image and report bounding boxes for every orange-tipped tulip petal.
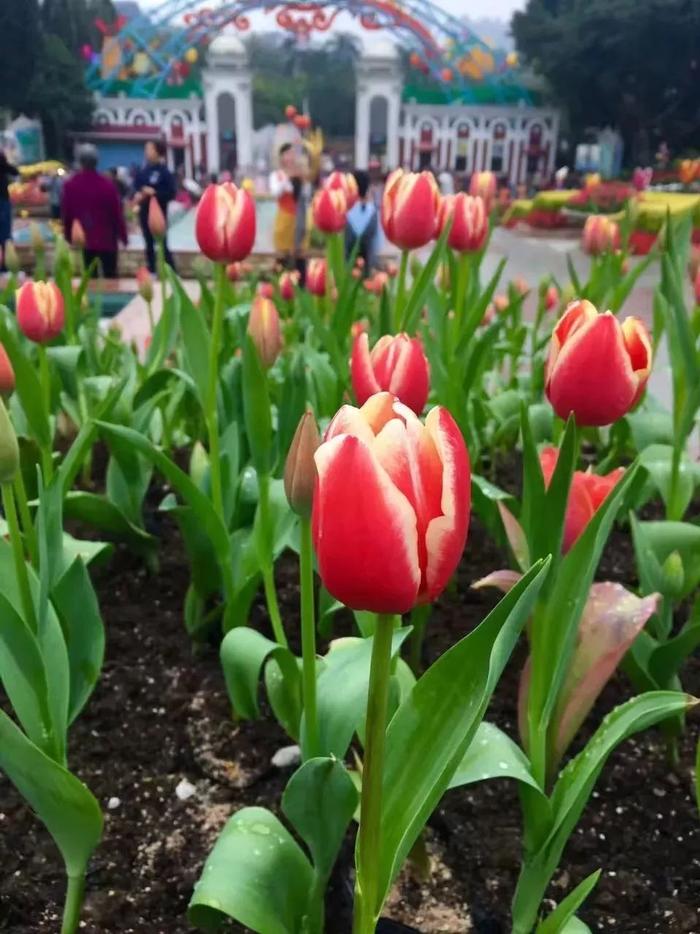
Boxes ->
[545,300,652,426]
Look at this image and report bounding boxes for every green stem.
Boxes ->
[300,517,319,758]
[146,298,155,335]
[206,263,226,522]
[2,483,37,634]
[13,471,37,566]
[60,873,86,934]
[37,345,53,482]
[452,252,470,345]
[408,603,431,674]
[394,250,409,332]
[353,613,394,934]
[667,442,683,521]
[257,472,287,647]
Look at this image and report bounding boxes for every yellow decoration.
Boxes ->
[585,173,602,189]
[506,51,519,67]
[241,177,255,193]
[133,52,151,75]
[185,47,199,64]
[472,47,494,73]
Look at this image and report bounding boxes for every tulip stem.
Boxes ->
[394,250,409,332]
[206,263,226,523]
[353,613,394,934]
[257,471,287,648]
[299,517,319,758]
[408,603,431,674]
[13,471,37,567]
[37,345,53,482]
[60,872,86,934]
[2,482,37,635]
[146,298,155,336]
[452,252,470,343]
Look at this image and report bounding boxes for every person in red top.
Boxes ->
[62,144,128,278]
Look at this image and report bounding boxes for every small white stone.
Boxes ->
[107,797,121,810]
[175,778,197,801]
[271,744,301,769]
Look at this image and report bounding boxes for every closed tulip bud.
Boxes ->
[312,188,347,234]
[312,393,471,613]
[438,193,488,253]
[248,295,282,368]
[148,197,167,238]
[661,551,685,599]
[351,332,430,414]
[545,300,652,426]
[678,159,697,185]
[196,182,256,263]
[351,320,368,338]
[30,222,45,254]
[386,261,398,278]
[284,410,321,517]
[0,343,15,397]
[513,277,529,296]
[493,293,509,313]
[381,168,441,250]
[0,397,19,484]
[226,262,242,282]
[4,240,19,274]
[16,280,65,343]
[468,170,497,208]
[136,266,153,302]
[279,271,297,302]
[189,441,210,490]
[540,446,625,552]
[306,258,327,296]
[325,171,359,209]
[257,281,275,299]
[582,215,620,256]
[71,219,86,249]
[544,284,559,311]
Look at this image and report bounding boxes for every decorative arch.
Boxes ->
[86,0,526,102]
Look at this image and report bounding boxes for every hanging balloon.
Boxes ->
[285,104,297,120]
[441,68,453,82]
[81,44,92,61]
[294,114,311,130]
[133,52,150,75]
[409,51,422,68]
[185,47,199,64]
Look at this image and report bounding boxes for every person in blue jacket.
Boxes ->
[134,139,177,273]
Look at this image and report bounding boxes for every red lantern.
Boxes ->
[294,113,311,131]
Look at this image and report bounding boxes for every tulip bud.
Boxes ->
[0,343,15,397]
[468,171,497,209]
[582,215,620,256]
[306,258,327,297]
[189,440,210,490]
[493,293,509,314]
[513,277,529,296]
[0,397,19,485]
[248,295,282,368]
[195,182,256,263]
[148,197,167,239]
[544,284,559,312]
[4,240,19,274]
[16,280,65,343]
[30,222,45,255]
[71,219,86,249]
[351,332,430,414]
[545,300,652,426]
[284,410,320,518]
[325,171,359,209]
[438,193,488,253]
[226,262,242,282]
[386,261,398,278]
[136,266,153,303]
[381,168,441,251]
[279,271,297,302]
[661,551,685,599]
[312,188,347,234]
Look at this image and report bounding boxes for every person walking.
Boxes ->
[345,169,379,272]
[61,144,128,279]
[133,140,176,273]
[0,151,19,272]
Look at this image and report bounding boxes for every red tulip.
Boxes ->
[351,332,430,415]
[136,266,153,302]
[312,188,347,234]
[540,446,625,552]
[257,281,275,299]
[148,197,167,238]
[581,215,620,256]
[469,171,497,209]
[386,261,398,278]
[195,182,256,263]
[312,393,471,613]
[306,258,327,296]
[545,300,652,426]
[438,193,488,252]
[325,171,359,209]
[381,169,441,250]
[544,284,559,311]
[70,219,86,249]
[16,281,65,343]
[279,270,298,302]
[0,343,15,396]
[226,262,242,282]
[248,295,282,369]
[363,272,388,294]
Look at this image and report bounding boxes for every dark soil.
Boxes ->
[0,464,699,934]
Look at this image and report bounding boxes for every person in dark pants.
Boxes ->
[133,140,176,273]
[62,144,128,279]
[0,151,19,271]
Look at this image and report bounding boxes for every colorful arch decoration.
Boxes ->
[85,0,528,102]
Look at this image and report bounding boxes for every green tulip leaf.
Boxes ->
[170,269,211,406]
[536,870,601,934]
[0,315,51,447]
[448,721,540,792]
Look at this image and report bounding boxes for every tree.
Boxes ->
[0,0,41,113]
[512,0,700,161]
[25,33,94,157]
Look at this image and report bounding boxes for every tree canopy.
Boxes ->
[511,0,700,162]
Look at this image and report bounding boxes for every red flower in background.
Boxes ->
[351,332,430,415]
[195,182,256,263]
[381,169,441,251]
